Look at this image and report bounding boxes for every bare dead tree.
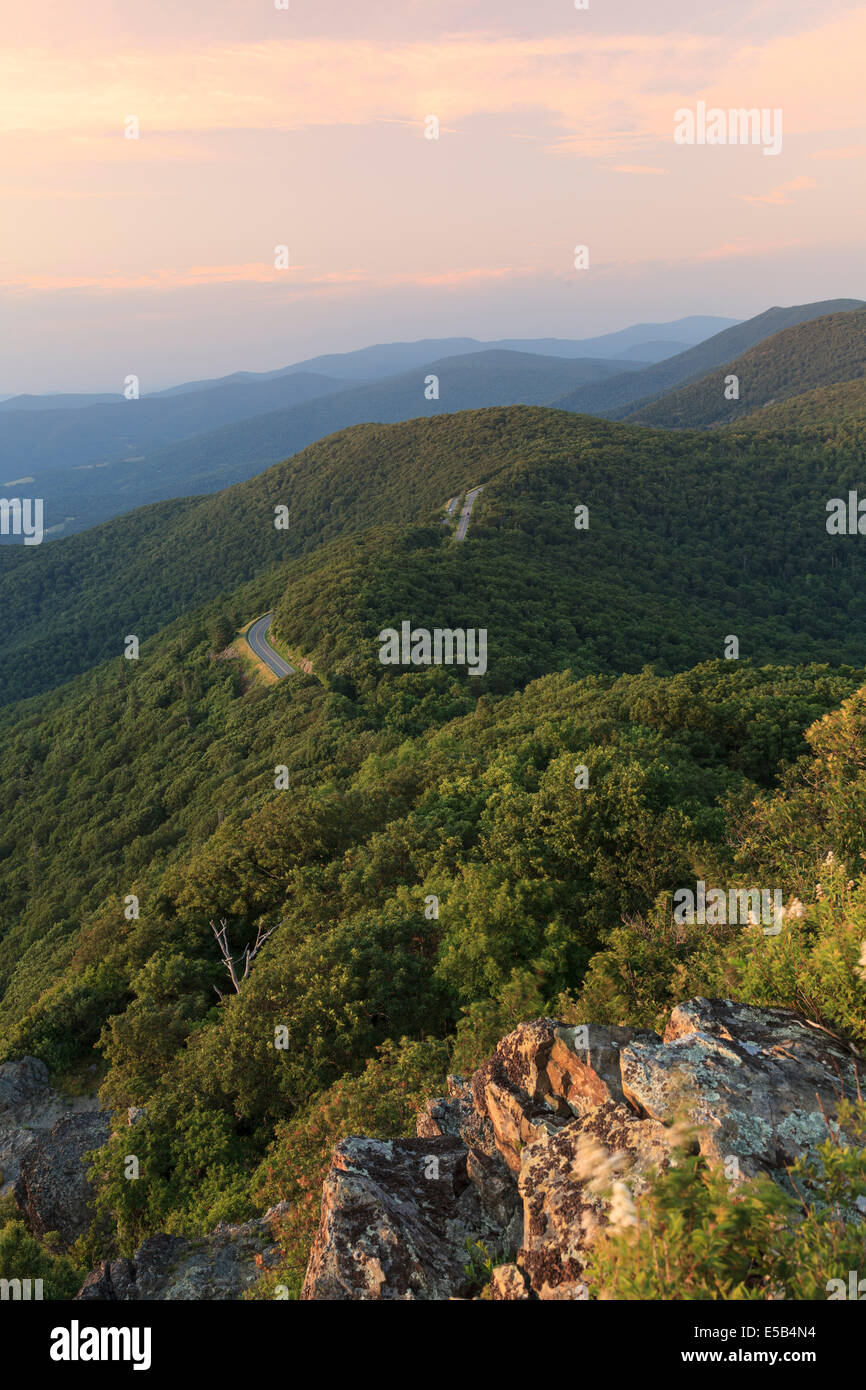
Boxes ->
[210,916,283,997]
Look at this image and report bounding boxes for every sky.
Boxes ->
[1,0,864,392]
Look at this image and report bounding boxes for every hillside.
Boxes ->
[0,409,516,705]
[0,370,353,477]
[5,403,866,707]
[4,350,641,541]
[2,384,866,1300]
[551,299,864,419]
[0,571,864,1295]
[732,377,866,430]
[625,308,866,429]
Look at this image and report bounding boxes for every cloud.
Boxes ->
[2,7,864,152]
[735,175,817,205]
[609,164,670,174]
[0,262,536,295]
[809,144,866,161]
[690,237,805,262]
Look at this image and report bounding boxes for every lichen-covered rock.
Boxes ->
[0,1056,51,1115]
[301,1134,520,1300]
[470,1020,572,1172]
[517,1101,673,1298]
[416,1075,474,1139]
[416,1074,500,1159]
[620,997,864,1177]
[14,1111,109,1247]
[77,1206,289,1300]
[490,1263,532,1300]
[548,1023,660,1114]
[471,1019,657,1170]
[303,1000,865,1300]
[0,1057,100,1199]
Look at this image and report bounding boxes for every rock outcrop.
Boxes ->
[14,1111,110,1248]
[77,1205,290,1300]
[302,999,864,1300]
[300,1135,521,1300]
[1,1056,105,1250]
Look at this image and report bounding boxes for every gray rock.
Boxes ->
[301,1135,520,1300]
[14,1111,110,1247]
[77,1205,290,1300]
[0,1056,100,1200]
[0,1056,51,1115]
[620,997,864,1176]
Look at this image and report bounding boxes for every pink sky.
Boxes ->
[0,0,863,391]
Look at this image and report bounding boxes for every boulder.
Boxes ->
[416,1074,499,1157]
[77,1205,289,1300]
[301,1134,520,1300]
[0,1056,101,1200]
[489,1263,532,1300]
[517,1101,672,1298]
[471,1018,657,1171]
[620,997,863,1177]
[14,1111,110,1247]
[0,1056,52,1114]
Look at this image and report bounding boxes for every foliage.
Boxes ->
[3,401,866,1291]
[584,1099,866,1300]
[0,1219,84,1300]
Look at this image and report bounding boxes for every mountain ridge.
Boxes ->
[552,299,865,420]
[623,308,866,429]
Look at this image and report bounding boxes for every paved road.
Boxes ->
[246,613,295,679]
[455,485,484,542]
[444,495,461,516]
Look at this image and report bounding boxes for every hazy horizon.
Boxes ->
[1,311,748,398]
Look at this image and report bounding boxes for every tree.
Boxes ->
[210,917,283,997]
[209,615,234,652]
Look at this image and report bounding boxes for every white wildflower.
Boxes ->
[571,1132,630,1196]
[571,1133,611,1184]
[608,1180,638,1230]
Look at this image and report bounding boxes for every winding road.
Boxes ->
[455,485,484,542]
[247,492,483,686]
[246,613,295,679]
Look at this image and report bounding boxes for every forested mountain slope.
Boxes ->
[1,349,639,540]
[551,299,864,419]
[731,377,866,430]
[2,385,866,1293]
[0,584,862,1288]
[626,308,866,429]
[4,403,866,707]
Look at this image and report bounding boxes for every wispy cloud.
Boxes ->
[809,144,866,161]
[0,262,537,294]
[2,9,864,150]
[735,175,817,205]
[609,164,670,175]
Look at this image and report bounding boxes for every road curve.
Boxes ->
[246,613,295,679]
[455,485,484,542]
